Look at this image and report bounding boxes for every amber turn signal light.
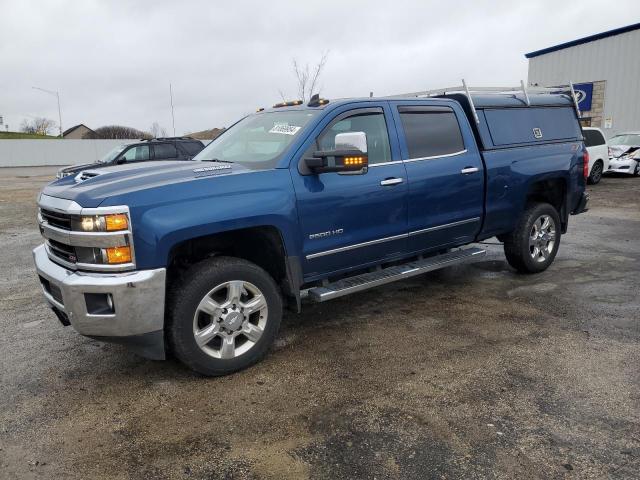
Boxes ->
[344,156,365,166]
[105,246,132,264]
[105,213,129,231]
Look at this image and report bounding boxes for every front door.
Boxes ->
[291,104,408,279]
[391,102,484,252]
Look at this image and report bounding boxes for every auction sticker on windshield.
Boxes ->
[269,123,301,135]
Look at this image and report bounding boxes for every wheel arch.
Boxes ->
[524,177,568,233]
[166,225,303,309]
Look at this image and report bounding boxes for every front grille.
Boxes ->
[41,208,72,230]
[47,239,77,264]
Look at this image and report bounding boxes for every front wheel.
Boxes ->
[634,161,640,177]
[503,203,561,274]
[167,256,282,376]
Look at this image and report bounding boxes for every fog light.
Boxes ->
[105,246,132,264]
[85,293,115,315]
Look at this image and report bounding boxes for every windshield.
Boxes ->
[99,144,128,163]
[194,110,319,169]
[609,134,640,146]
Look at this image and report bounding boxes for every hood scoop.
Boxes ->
[74,170,103,183]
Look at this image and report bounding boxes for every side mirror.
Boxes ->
[304,131,368,174]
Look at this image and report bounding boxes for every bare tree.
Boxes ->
[20,117,57,135]
[291,52,329,102]
[93,125,151,139]
[149,122,168,138]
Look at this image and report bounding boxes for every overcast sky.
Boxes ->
[1,0,639,135]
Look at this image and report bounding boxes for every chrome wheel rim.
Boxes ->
[193,280,268,359]
[529,214,556,263]
[591,163,602,182]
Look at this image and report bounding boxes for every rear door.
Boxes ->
[391,102,484,252]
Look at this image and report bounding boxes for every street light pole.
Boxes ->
[32,86,63,137]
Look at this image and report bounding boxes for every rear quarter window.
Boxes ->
[483,107,580,147]
[181,141,205,155]
[583,129,606,147]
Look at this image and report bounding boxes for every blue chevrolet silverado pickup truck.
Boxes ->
[34,84,589,375]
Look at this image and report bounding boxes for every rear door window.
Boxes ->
[398,107,465,159]
[583,129,606,147]
[153,143,178,159]
[484,107,580,146]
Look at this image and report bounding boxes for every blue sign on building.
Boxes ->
[573,83,593,111]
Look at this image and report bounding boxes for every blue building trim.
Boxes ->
[525,22,640,59]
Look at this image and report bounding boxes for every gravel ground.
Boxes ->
[0,167,638,479]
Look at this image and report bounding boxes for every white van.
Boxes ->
[582,127,609,184]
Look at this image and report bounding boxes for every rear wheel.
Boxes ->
[588,160,603,184]
[167,256,282,376]
[503,203,561,274]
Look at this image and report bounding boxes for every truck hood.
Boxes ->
[42,160,251,207]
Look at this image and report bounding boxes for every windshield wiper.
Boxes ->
[202,158,234,163]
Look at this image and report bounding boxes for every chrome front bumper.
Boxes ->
[33,244,167,359]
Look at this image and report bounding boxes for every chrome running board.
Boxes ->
[308,247,486,302]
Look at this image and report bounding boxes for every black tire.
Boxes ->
[503,203,561,274]
[167,256,282,376]
[588,160,603,184]
[634,161,640,177]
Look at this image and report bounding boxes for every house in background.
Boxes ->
[62,124,96,139]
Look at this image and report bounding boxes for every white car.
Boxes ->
[606,131,640,176]
[582,127,609,184]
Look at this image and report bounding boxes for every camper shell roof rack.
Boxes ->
[387,79,581,124]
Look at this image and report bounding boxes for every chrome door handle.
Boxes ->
[460,167,479,174]
[380,178,404,186]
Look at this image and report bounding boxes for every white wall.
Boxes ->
[528,28,640,138]
[0,139,137,167]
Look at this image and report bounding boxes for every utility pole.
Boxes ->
[169,83,176,136]
[32,86,63,137]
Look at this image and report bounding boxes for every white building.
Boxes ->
[526,22,640,138]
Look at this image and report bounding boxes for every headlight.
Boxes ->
[39,202,135,271]
[73,213,129,232]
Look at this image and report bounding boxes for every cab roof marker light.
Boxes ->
[272,99,304,108]
[307,94,329,107]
